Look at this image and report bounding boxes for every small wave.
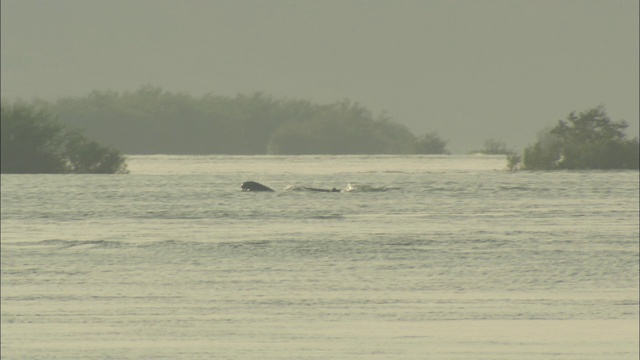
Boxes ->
[284,184,341,192]
[33,239,128,249]
[362,170,408,174]
[343,183,399,192]
[283,183,399,192]
[498,185,531,191]
[310,214,345,220]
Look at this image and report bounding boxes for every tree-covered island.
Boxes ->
[510,105,639,170]
[2,87,451,174]
[1,103,128,174]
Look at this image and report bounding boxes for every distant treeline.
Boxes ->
[26,87,449,155]
[2,87,637,174]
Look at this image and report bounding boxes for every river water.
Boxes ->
[1,155,638,359]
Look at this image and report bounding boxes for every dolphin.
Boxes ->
[241,181,340,192]
[241,181,275,192]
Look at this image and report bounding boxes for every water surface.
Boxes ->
[2,155,638,359]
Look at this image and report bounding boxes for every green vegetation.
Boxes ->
[1,103,128,174]
[516,106,638,170]
[6,88,637,172]
[266,100,417,154]
[32,87,449,155]
[415,132,450,155]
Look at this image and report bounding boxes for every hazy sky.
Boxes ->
[2,0,638,152]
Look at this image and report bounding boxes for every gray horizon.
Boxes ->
[2,0,638,153]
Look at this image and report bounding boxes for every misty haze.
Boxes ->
[1,0,638,153]
[1,1,638,359]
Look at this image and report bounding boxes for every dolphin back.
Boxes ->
[241,181,275,192]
